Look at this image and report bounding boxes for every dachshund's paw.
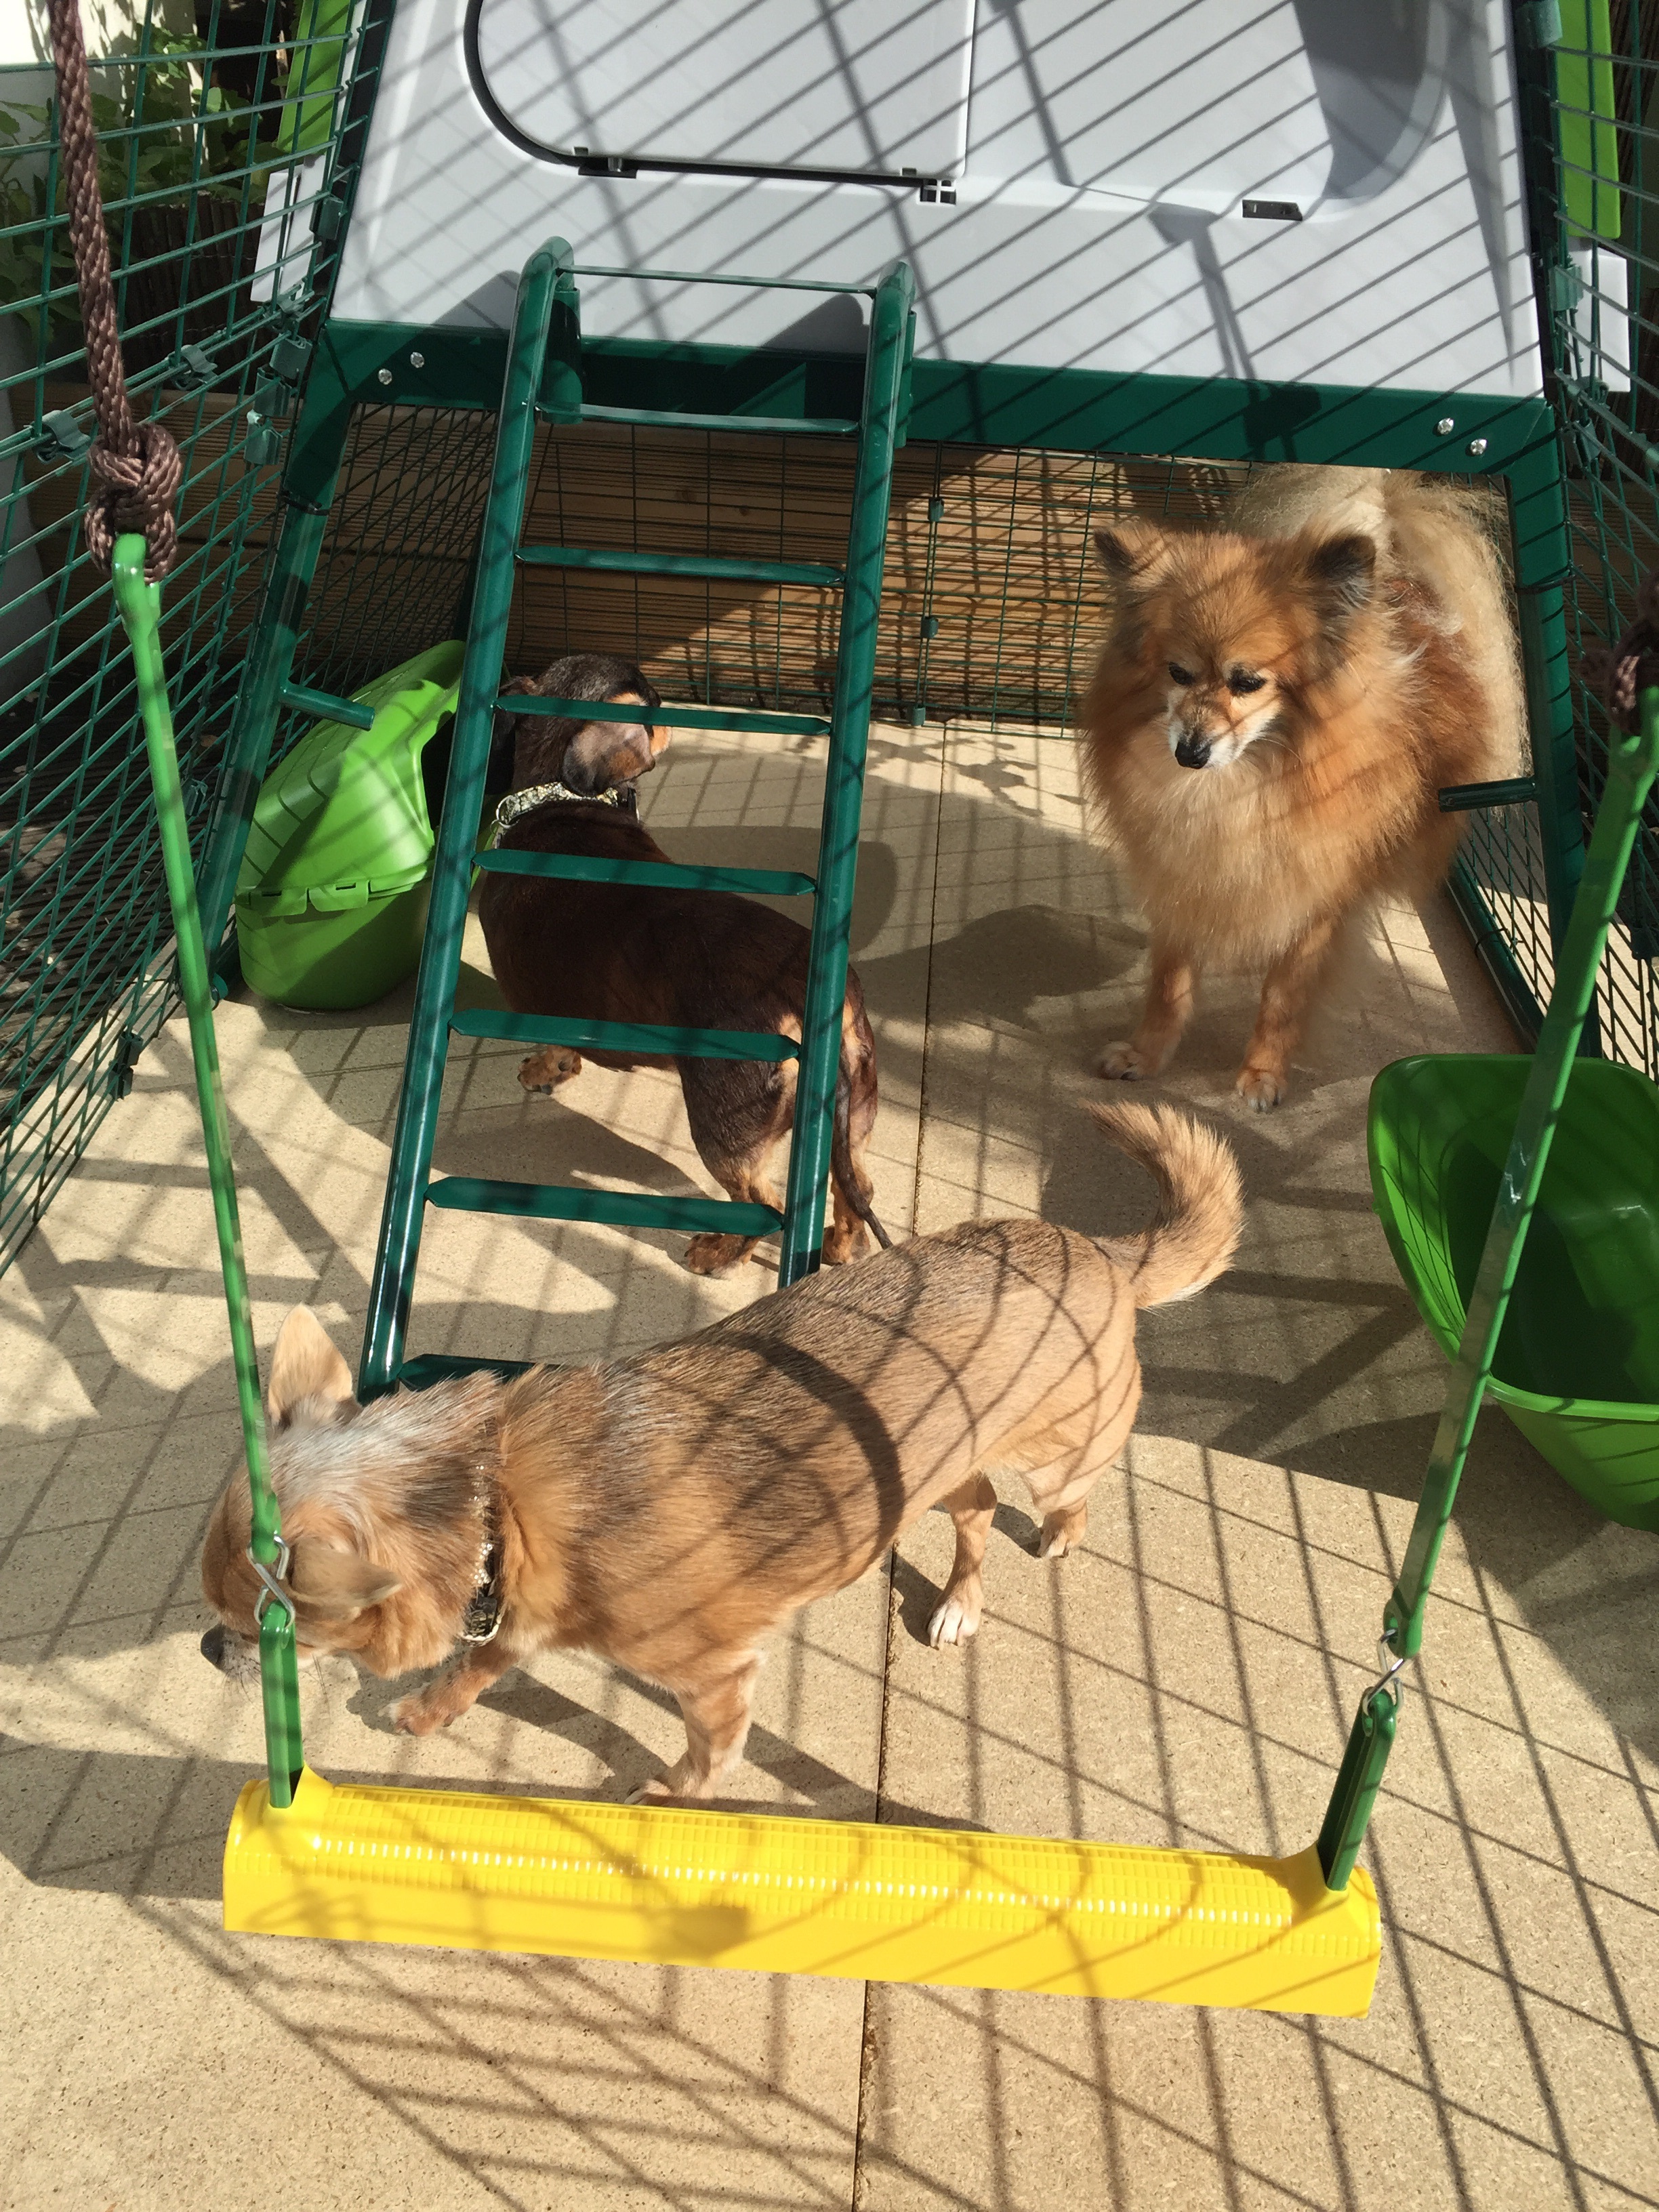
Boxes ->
[821,1221,871,1267]
[684,1232,756,1275]
[518,1046,583,1097]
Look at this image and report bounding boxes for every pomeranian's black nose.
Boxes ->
[1174,732,1212,769]
[200,1622,226,1671]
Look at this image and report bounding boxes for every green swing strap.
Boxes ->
[114,540,304,1806]
[44,0,304,1809]
[1317,693,1659,1889]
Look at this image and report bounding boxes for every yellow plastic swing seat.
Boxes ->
[224,1768,1380,2015]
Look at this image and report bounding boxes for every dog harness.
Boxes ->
[493,779,637,834]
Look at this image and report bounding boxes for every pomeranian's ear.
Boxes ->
[1306,533,1376,618]
[1094,522,1172,584]
[267,1308,355,1429]
[287,1537,401,1618]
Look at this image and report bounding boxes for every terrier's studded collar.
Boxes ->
[458,1534,505,1645]
[458,1440,506,1647]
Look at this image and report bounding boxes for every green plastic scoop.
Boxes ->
[1371,1052,1659,1530]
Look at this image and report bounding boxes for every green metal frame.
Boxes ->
[352,245,914,1393]
[1507,0,1659,1076]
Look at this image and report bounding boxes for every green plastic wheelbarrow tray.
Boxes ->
[1370,1052,1659,1530]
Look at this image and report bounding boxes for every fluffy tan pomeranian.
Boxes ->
[1079,466,1525,1108]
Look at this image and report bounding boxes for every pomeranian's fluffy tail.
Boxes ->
[1229,464,1527,779]
[1086,1101,1243,1308]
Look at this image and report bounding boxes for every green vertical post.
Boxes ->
[777,261,914,1283]
[541,264,583,422]
[112,535,302,1806]
[194,346,355,960]
[358,239,575,1395]
[1316,689,1659,1889]
[1507,431,1591,1002]
[1519,569,1599,1052]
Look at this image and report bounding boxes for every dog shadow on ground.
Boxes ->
[343,1655,985,1830]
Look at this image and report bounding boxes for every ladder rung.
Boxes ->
[279,680,375,731]
[496,695,831,738]
[516,546,844,588]
[474,850,815,897]
[574,403,859,437]
[452,1009,800,1061]
[427,1178,782,1236]
[396,1353,535,1391]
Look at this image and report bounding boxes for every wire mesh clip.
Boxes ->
[270,334,312,387]
[249,1537,295,1625]
[37,410,91,463]
[171,344,219,392]
[253,375,293,422]
[245,413,284,470]
[110,1028,144,1100]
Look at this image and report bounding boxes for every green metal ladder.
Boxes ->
[359,240,916,1395]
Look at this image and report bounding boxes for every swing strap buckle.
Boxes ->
[1371,1627,1407,1708]
[249,1536,295,1625]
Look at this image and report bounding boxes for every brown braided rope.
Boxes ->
[46,0,182,579]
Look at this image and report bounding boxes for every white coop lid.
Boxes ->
[473,0,974,178]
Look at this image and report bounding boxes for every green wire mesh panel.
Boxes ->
[281,410,1264,735]
[1517,0,1659,1073]
[0,0,386,1274]
[293,401,497,693]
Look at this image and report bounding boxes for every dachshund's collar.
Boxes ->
[493,779,636,833]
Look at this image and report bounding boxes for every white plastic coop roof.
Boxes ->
[333,0,1547,401]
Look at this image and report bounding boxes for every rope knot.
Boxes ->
[47,0,182,581]
[83,419,184,581]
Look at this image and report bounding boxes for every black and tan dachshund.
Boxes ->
[476,653,888,1275]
